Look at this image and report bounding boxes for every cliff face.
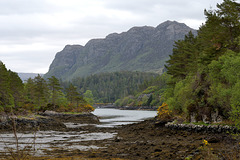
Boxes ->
[45,21,197,80]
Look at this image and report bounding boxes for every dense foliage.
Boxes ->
[0,61,94,114]
[65,71,158,103]
[114,73,170,107]
[164,0,240,124]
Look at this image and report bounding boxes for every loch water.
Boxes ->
[0,109,157,156]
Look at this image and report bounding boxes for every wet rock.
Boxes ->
[207,137,220,143]
[154,148,162,152]
[39,111,99,124]
[0,117,66,132]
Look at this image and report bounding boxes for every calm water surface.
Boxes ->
[93,108,157,127]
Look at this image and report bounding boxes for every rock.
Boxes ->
[154,148,162,152]
[190,113,197,123]
[44,21,197,80]
[44,110,58,115]
[0,114,7,123]
[207,137,220,143]
[0,116,66,132]
[39,112,100,124]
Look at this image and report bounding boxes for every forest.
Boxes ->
[0,61,94,114]
[164,0,240,124]
[64,71,158,103]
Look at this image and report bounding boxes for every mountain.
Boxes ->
[44,21,197,81]
[18,73,44,82]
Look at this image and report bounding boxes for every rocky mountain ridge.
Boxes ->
[45,21,197,80]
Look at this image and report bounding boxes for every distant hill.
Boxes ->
[44,21,197,81]
[18,73,44,82]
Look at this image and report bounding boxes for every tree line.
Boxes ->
[114,73,169,107]
[164,0,240,124]
[0,61,94,114]
[62,71,158,103]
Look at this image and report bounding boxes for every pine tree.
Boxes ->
[66,83,79,104]
[9,71,24,108]
[166,31,198,80]
[24,78,35,104]
[33,74,49,107]
[0,61,14,110]
[48,76,62,106]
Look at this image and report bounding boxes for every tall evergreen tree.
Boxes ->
[48,76,62,106]
[9,71,24,107]
[66,83,79,104]
[0,61,14,110]
[24,78,35,104]
[33,74,48,107]
[166,31,198,80]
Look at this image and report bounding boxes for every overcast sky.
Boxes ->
[0,0,224,74]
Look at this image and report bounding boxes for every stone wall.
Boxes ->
[165,122,239,133]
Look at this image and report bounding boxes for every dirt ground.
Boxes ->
[35,119,240,160]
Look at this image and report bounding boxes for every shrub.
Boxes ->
[157,102,172,121]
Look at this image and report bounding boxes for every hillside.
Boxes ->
[68,71,159,103]
[44,21,197,80]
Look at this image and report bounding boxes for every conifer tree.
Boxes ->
[66,83,79,104]
[9,71,24,107]
[48,76,62,106]
[33,74,48,107]
[0,61,14,110]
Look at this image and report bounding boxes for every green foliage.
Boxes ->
[0,61,18,110]
[142,86,158,94]
[0,61,93,114]
[33,75,49,108]
[66,83,80,104]
[166,31,198,80]
[83,90,94,105]
[114,73,170,107]
[70,71,158,103]
[163,0,240,125]
[48,76,62,106]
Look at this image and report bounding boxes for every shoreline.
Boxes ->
[94,104,158,111]
[0,111,239,159]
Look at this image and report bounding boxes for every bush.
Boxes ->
[157,102,172,121]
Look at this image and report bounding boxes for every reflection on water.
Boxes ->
[93,108,157,127]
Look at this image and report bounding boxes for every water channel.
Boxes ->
[0,109,157,156]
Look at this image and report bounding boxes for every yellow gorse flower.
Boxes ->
[157,102,171,119]
[203,139,208,146]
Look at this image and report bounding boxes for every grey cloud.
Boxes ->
[103,0,223,21]
[0,0,53,15]
[0,0,224,73]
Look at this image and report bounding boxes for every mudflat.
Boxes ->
[1,114,239,160]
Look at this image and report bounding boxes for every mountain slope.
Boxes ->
[45,21,197,80]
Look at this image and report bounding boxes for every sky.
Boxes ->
[0,0,224,74]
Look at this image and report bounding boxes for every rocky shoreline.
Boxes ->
[0,112,239,160]
[0,111,99,132]
[79,118,238,160]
